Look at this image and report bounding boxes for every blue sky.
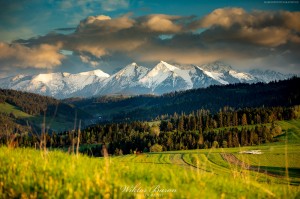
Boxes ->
[0,0,299,77]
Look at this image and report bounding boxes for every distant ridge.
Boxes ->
[0,61,294,99]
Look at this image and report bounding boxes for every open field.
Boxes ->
[0,146,299,198]
[0,119,300,198]
[1,142,299,198]
[0,103,31,118]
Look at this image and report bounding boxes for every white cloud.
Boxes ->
[196,8,300,47]
[142,15,182,33]
[3,9,300,74]
[0,42,64,68]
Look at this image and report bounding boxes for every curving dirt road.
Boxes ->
[220,153,283,177]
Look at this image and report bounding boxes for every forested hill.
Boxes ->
[75,77,300,121]
[0,89,90,119]
[1,77,299,129]
[0,89,92,133]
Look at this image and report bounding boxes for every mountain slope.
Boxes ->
[99,62,150,95]
[0,70,110,99]
[198,62,257,84]
[139,61,193,94]
[249,69,293,83]
[0,61,295,99]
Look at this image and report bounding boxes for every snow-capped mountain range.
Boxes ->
[0,61,294,99]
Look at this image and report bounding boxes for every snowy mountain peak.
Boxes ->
[200,61,232,72]
[62,72,71,77]
[114,63,149,78]
[130,62,138,66]
[139,61,193,91]
[33,73,54,83]
[0,61,295,99]
[78,69,110,78]
[249,69,293,83]
[197,62,258,84]
[12,74,26,81]
[158,61,179,71]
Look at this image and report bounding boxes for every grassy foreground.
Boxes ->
[0,146,299,199]
[1,119,300,198]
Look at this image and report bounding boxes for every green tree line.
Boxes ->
[1,105,298,155]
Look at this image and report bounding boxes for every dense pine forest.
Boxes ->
[1,78,300,156]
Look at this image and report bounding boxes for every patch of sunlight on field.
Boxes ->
[0,103,31,118]
[206,153,231,169]
[120,153,171,164]
[0,102,75,131]
[1,147,300,198]
[182,153,233,174]
[235,153,300,168]
[277,120,300,132]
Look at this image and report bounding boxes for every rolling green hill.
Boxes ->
[0,102,88,132]
[0,103,31,118]
[0,139,299,198]
[0,89,92,132]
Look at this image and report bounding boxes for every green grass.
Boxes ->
[206,153,231,169]
[234,119,300,169]
[1,147,300,199]
[0,103,31,118]
[235,150,300,168]
[0,102,75,132]
[1,119,300,198]
[276,120,300,143]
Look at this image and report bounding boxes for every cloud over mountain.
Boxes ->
[0,8,299,75]
[195,8,300,47]
[0,42,64,69]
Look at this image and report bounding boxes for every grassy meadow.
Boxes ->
[0,119,300,198]
[0,145,299,199]
[0,102,75,132]
[0,103,32,118]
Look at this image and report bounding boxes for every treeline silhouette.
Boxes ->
[2,105,298,156]
[0,89,92,119]
[72,77,300,122]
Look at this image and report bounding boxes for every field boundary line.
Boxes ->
[220,153,286,178]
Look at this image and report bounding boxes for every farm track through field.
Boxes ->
[117,154,170,164]
[221,153,285,178]
[169,154,210,172]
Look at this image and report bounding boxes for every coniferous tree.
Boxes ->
[241,113,248,126]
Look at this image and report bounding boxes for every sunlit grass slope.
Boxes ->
[0,102,74,132]
[1,119,300,198]
[0,103,31,118]
[1,147,299,199]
